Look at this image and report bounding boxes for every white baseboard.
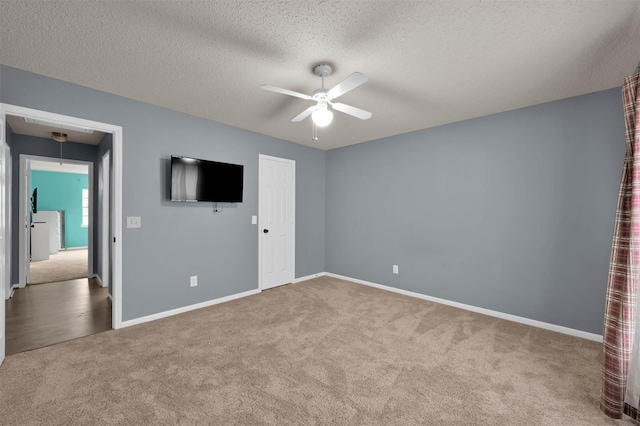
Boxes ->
[324,272,603,342]
[92,274,104,287]
[293,272,326,284]
[120,288,261,328]
[107,293,113,304]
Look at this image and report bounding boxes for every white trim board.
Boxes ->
[120,289,261,328]
[18,155,94,288]
[1,103,124,330]
[123,273,322,328]
[92,274,104,287]
[292,273,326,284]
[324,272,603,342]
[109,271,601,342]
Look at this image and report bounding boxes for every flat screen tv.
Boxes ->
[170,156,243,202]
[31,188,38,213]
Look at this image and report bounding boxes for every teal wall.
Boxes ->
[30,170,88,248]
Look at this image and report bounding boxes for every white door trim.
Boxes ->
[0,117,6,366]
[100,151,110,289]
[19,156,30,287]
[258,154,295,291]
[19,155,94,286]
[0,103,124,331]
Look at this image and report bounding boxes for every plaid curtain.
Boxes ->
[601,70,640,420]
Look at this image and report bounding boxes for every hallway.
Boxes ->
[5,278,111,356]
[29,248,89,284]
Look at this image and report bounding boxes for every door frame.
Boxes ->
[0,104,124,352]
[20,159,30,285]
[0,117,7,365]
[100,150,110,289]
[258,154,295,291]
[19,155,94,286]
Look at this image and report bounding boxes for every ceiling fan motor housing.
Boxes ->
[313,88,330,104]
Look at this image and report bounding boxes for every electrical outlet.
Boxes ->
[126,216,141,228]
[190,275,198,287]
[393,265,399,274]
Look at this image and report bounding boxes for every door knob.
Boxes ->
[263,229,269,233]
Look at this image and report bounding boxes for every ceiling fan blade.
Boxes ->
[260,85,313,100]
[292,105,318,122]
[331,102,372,120]
[326,72,368,100]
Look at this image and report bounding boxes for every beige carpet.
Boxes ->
[0,276,635,425]
[29,248,88,284]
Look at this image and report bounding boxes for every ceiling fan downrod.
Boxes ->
[314,64,332,90]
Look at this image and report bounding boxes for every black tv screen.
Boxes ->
[170,156,243,202]
[31,188,38,213]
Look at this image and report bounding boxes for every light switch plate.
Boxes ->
[127,216,141,228]
[251,215,257,225]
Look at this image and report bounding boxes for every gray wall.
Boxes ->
[8,133,98,286]
[1,64,624,334]
[0,65,326,321]
[326,88,625,335]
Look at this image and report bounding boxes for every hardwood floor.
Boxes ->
[5,278,111,356]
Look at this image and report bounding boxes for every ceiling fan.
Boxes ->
[260,64,372,127]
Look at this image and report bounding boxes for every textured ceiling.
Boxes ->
[1,1,639,150]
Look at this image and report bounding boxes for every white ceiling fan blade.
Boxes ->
[331,102,372,120]
[326,72,368,100]
[291,105,318,122]
[260,85,313,100]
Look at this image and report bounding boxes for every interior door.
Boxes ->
[259,155,295,290]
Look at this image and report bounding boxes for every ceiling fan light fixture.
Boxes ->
[312,106,333,127]
[51,132,68,142]
[261,63,370,129]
